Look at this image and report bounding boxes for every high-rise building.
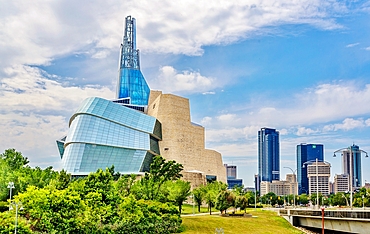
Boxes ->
[224,164,237,179]
[224,164,243,189]
[307,161,331,196]
[342,144,362,188]
[258,128,280,187]
[57,16,226,186]
[296,143,324,194]
[334,174,349,194]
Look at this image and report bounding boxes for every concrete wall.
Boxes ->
[147,90,226,186]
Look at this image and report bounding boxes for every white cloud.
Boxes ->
[0,0,349,70]
[346,43,359,47]
[323,118,366,131]
[365,47,370,51]
[202,91,215,95]
[296,127,318,136]
[0,65,115,166]
[152,66,216,94]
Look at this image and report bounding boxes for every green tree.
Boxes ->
[192,185,206,212]
[54,169,71,190]
[215,190,235,214]
[135,155,183,201]
[166,180,191,214]
[0,148,29,170]
[204,181,227,215]
[235,196,248,212]
[116,174,137,197]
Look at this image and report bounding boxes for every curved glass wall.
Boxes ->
[60,97,161,175]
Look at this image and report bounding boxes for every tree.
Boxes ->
[84,168,115,203]
[0,148,29,170]
[204,181,227,215]
[215,190,235,214]
[192,185,206,212]
[135,155,183,201]
[116,174,137,197]
[55,169,71,190]
[166,180,191,214]
[235,196,248,212]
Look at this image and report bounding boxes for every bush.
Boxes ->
[114,196,182,234]
[0,212,32,234]
[0,201,9,212]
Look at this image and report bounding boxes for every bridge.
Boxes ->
[279,209,370,233]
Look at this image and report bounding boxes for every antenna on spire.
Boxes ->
[120,15,140,69]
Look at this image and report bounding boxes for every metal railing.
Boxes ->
[281,209,370,220]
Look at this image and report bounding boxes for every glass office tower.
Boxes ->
[57,16,160,176]
[296,143,324,194]
[342,144,362,188]
[258,128,280,186]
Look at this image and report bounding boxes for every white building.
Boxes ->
[334,174,349,194]
[307,161,331,196]
[260,174,298,196]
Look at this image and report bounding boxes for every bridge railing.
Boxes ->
[282,209,370,220]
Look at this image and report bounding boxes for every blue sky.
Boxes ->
[1,1,370,187]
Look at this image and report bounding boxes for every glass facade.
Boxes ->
[342,145,362,188]
[296,143,323,194]
[57,16,162,176]
[258,128,280,184]
[60,97,161,175]
[116,69,150,106]
[115,15,150,108]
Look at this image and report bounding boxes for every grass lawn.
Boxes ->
[181,208,303,234]
[181,204,215,215]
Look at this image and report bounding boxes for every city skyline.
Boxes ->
[1,1,370,187]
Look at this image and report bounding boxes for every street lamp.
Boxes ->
[9,201,23,234]
[284,167,297,208]
[333,146,368,210]
[363,195,365,210]
[7,182,15,210]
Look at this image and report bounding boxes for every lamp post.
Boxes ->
[363,195,365,210]
[254,188,257,211]
[284,167,297,208]
[9,201,23,234]
[7,182,15,210]
[333,146,368,210]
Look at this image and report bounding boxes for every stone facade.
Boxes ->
[147,90,226,186]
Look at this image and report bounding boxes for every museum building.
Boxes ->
[57,16,226,186]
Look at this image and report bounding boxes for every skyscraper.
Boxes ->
[224,164,237,179]
[296,143,323,194]
[258,128,280,187]
[342,144,362,188]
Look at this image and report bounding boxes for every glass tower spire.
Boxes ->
[116,15,150,109]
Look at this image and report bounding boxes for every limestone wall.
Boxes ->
[147,90,226,185]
